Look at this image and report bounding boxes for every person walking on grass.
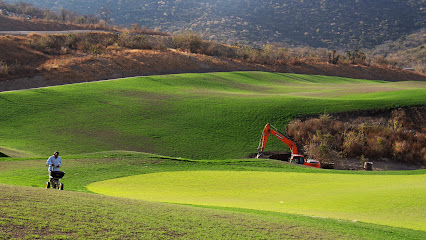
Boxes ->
[47,151,62,172]
[46,151,65,189]
[46,151,61,183]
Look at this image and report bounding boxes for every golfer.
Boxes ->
[46,151,62,173]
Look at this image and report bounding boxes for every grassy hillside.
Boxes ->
[1,154,425,239]
[1,72,425,159]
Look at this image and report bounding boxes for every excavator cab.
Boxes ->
[290,154,305,164]
[290,155,320,168]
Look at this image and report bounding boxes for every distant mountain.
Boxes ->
[4,0,425,49]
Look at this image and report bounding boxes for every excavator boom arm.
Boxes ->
[257,123,298,158]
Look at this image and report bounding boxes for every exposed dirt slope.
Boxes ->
[1,35,425,92]
[1,15,425,91]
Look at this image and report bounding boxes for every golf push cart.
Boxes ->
[46,171,65,190]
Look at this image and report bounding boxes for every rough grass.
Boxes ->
[3,184,422,240]
[0,72,425,159]
[1,154,425,239]
[2,184,336,239]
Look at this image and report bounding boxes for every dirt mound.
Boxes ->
[0,35,49,79]
[0,36,47,65]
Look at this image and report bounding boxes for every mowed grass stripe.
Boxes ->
[87,171,426,231]
[0,72,425,159]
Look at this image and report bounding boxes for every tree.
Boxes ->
[346,49,366,64]
[328,49,340,64]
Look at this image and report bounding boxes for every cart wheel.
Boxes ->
[46,182,50,189]
[59,183,64,190]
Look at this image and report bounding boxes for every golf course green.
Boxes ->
[88,170,426,231]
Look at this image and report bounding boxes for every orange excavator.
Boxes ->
[256,123,320,168]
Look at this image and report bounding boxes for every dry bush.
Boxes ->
[28,34,67,54]
[149,36,170,51]
[364,134,392,159]
[172,31,203,53]
[28,32,121,55]
[371,56,400,69]
[288,109,426,165]
[118,32,152,49]
[342,129,367,158]
[305,130,342,162]
[202,41,239,58]
[289,57,307,65]
[235,46,261,62]
[288,114,346,147]
[237,44,291,65]
[391,131,426,163]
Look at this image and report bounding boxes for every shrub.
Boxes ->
[328,50,340,64]
[29,34,66,54]
[288,108,426,165]
[172,31,203,53]
[202,41,238,58]
[28,32,122,55]
[118,32,152,49]
[346,50,367,65]
[306,130,342,163]
[342,130,366,157]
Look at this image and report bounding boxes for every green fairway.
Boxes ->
[1,72,425,159]
[1,72,425,239]
[87,170,426,231]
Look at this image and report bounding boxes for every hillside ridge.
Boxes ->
[0,15,425,91]
[1,33,425,92]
